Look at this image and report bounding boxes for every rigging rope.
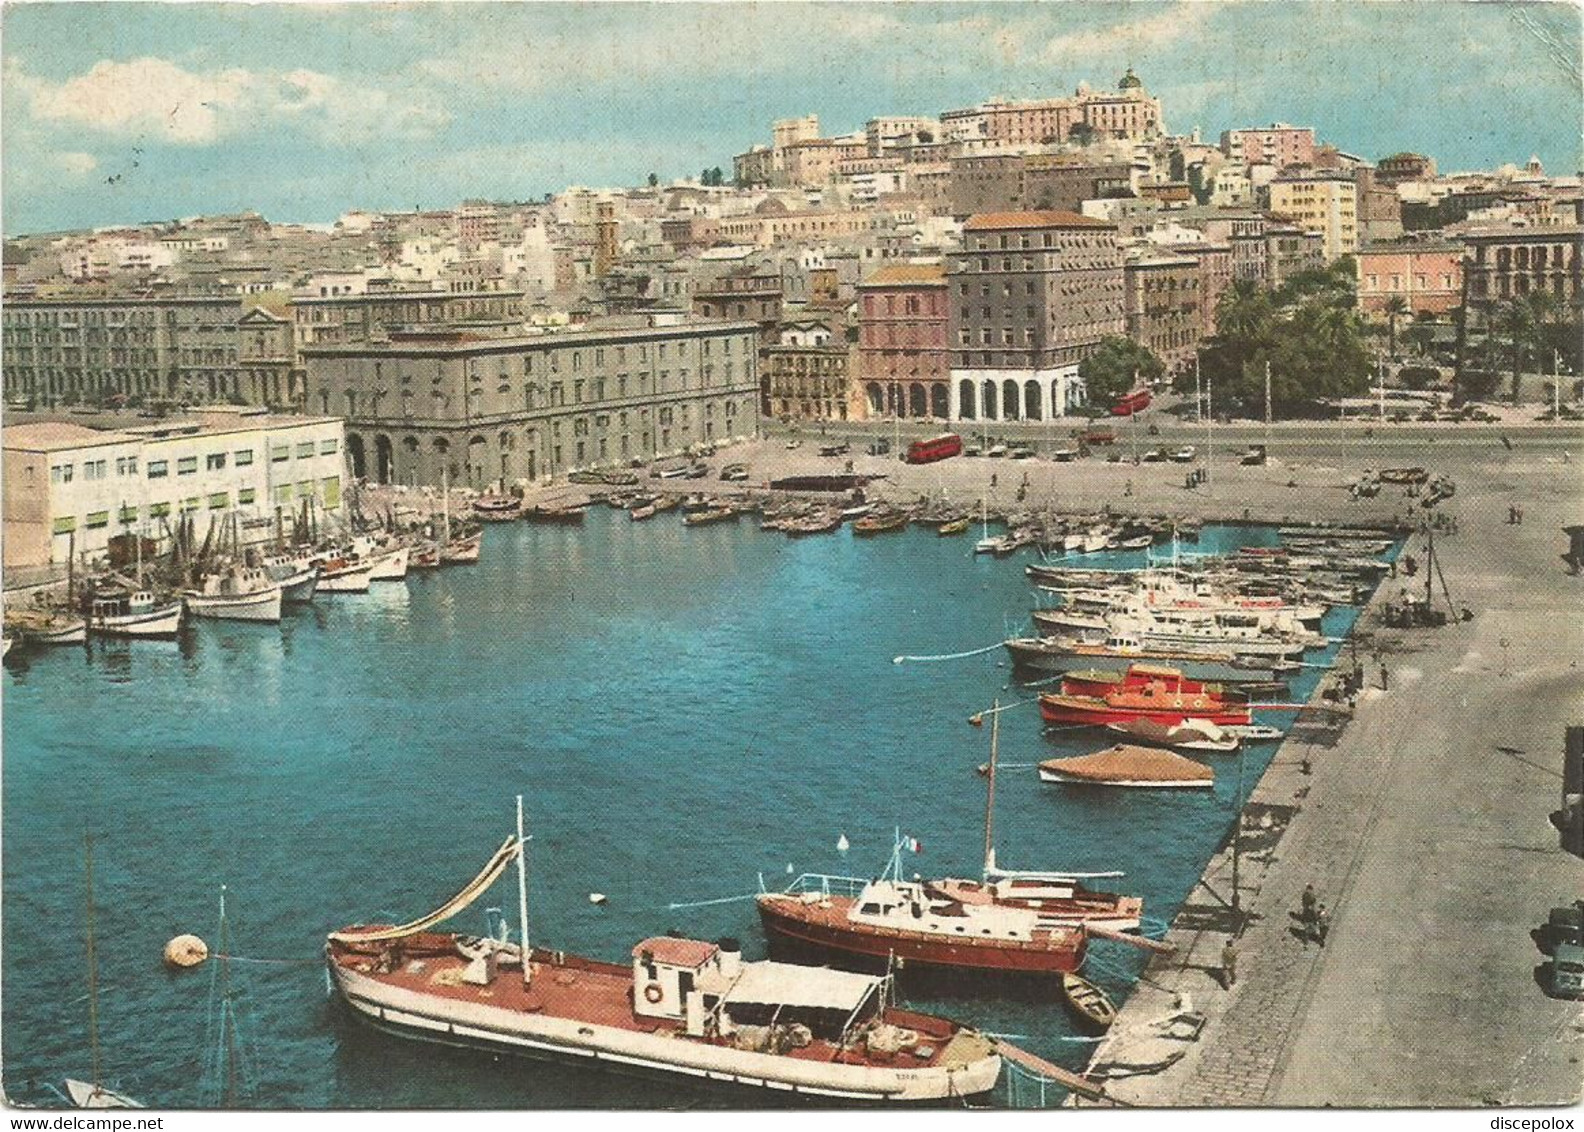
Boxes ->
[893,641,1005,664]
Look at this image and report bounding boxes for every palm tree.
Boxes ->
[1494,299,1533,404]
[1383,296,1410,357]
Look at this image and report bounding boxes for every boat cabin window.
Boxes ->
[859,902,883,915]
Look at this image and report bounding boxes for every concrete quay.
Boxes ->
[1071,428,1584,1107]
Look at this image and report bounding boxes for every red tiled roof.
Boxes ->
[860,263,947,287]
[632,937,719,968]
[963,210,1113,231]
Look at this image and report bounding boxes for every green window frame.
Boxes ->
[177,456,198,475]
[271,446,290,463]
[51,516,77,534]
[274,484,293,504]
[208,492,229,510]
[319,438,339,455]
[148,502,171,518]
[321,475,341,509]
[118,505,139,522]
[181,496,200,513]
[85,511,110,529]
[296,441,314,458]
[237,488,256,505]
[234,449,254,466]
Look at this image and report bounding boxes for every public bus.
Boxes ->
[903,433,964,465]
[1110,388,1153,417]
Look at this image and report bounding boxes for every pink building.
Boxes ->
[1220,123,1316,170]
[857,262,950,419]
[1355,241,1464,318]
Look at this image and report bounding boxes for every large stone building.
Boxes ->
[856,262,951,420]
[0,293,299,409]
[947,154,1135,219]
[1461,218,1584,312]
[301,320,761,488]
[763,320,852,422]
[289,284,526,361]
[947,211,1125,422]
[941,70,1164,148]
[2,409,345,569]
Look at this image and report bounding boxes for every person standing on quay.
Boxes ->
[1221,938,1238,988]
[1314,904,1331,948]
[1302,883,1318,924]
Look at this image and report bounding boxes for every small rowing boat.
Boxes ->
[1038,744,1215,788]
[1060,972,1117,1031]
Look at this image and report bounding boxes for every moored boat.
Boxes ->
[523,505,586,525]
[1060,973,1117,1031]
[183,569,283,624]
[938,516,971,536]
[1038,744,1215,788]
[313,555,375,593]
[852,511,907,535]
[1038,680,1253,729]
[85,590,182,638]
[441,533,483,565]
[5,609,88,645]
[1104,717,1240,753]
[1002,633,1283,686]
[327,801,1004,1103]
[681,506,738,527]
[409,542,442,570]
[473,495,522,522]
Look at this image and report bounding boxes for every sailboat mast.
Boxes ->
[442,466,452,547]
[983,701,999,875]
[515,795,531,986]
[84,835,102,1092]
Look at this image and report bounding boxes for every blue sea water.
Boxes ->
[0,513,1359,1109]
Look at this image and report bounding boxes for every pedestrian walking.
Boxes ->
[1221,938,1238,988]
[1301,883,1318,934]
[1314,904,1330,948]
[1379,662,1389,691]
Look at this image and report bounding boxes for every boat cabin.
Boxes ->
[632,936,731,1031]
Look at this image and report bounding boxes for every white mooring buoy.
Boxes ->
[163,934,209,969]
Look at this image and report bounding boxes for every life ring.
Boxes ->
[643,983,664,1004]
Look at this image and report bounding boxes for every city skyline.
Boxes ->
[2,0,1581,236]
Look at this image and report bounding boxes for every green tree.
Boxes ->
[1383,295,1410,356]
[1078,337,1164,405]
[1494,299,1533,403]
[647,172,658,188]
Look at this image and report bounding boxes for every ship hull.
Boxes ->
[318,565,374,593]
[367,548,410,581]
[1004,639,1279,686]
[329,961,998,1103]
[1039,696,1251,729]
[88,604,182,638]
[757,900,1084,976]
[183,587,283,623]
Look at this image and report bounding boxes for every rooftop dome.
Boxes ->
[1119,67,1143,91]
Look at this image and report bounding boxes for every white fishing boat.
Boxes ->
[5,609,88,645]
[440,533,482,565]
[314,555,375,593]
[87,590,182,638]
[184,568,283,624]
[262,556,320,603]
[366,546,410,581]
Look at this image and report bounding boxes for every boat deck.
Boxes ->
[328,932,972,1072]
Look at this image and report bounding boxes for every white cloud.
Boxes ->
[52,150,98,176]
[6,56,450,147]
[1040,3,1216,61]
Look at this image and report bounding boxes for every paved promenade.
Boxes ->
[1077,431,1584,1107]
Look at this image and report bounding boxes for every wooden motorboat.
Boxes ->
[1038,745,1215,788]
[440,533,483,565]
[409,542,442,570]
[5,609,88,645]
[1105,717,1240,753]
[852,510,907,535]
[473,496,522,522]
[312,555,375,593]
[938,516,971,536]
[681,506,737,527]
[522,505,586,524]
[1060,972,1117,1031]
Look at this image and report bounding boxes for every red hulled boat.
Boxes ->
[1039,677,1253,729]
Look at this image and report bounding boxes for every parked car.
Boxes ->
[1009,446,1035,460]
[1169,446,1198,463]
[867,438,891,456]
[655,465,691,479]
[1550,942,1584,999]
[987,443,1008,458]
[819,441,850,456]
[685,463,710,479]
[720,463,750,482]
[1052,448,1080,462]
[1141,448,1166,463]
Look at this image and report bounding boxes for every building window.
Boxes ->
[177,456,198,475]
[52,516,77,534]
[296,441,315,458]
[320,438,339,455]
[148,502,171,518]
[271,445,290,462]
[237,488,256,505]
[206,453,227,471]
[50,463,74,484]
[208,492,229,510]
[182,497,201,512]
[322,476,341,509]
[116,456,139,476]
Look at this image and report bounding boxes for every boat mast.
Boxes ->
[515,795,531,986]
[982,700,999,876]
[83,835,102,1094]
[441,466,452,547]
[220,885,237,1107]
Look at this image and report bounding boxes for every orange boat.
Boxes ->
[1039,677,1252,729]
[1038,744,1215,788]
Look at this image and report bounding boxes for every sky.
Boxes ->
[2,0,1580,235]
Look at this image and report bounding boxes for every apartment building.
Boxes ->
[1220,123,1317,169]
[1267,174,1359,261]
[856,262,950,420]
[947,211,1125,421]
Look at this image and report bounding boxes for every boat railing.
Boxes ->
[779,873,870,899]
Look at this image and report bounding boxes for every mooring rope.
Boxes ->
[893,641,1005,664]
[664,893,761,911]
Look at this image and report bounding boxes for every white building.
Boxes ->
[3,410,346,569]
